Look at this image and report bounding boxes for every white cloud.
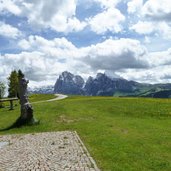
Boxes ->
[129,0,171,40]
[88,7,125,34]
[1,37,150,85]
[148,48,171,67]
[0,50,72,84]
[18,39,31,50]
[144,36,151,44]
[127,0,143,14]
[117,47,171,83]
[81,38,149,70]
[0,0,127,34]
[93,0,121,8]
[142,0,171,21]
[130,0,171,39]
[0,0,21,15]
[130,21,155,34]
[0,36,79,85]
[118,66,171,84]
[0,0,85,33]
[18,36,78,59]
[159,22,171,39]
[131,21,171,38]
[1,0,171,85]
[1,35,171,85]
[0,22,21,38]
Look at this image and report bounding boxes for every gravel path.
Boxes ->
[46,94,68,102]
[0,131,99,171]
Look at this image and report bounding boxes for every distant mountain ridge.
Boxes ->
[28,85,54,94]
[54,71,171,98]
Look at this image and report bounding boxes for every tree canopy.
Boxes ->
[0,82,5,99]
[8,70,19,97]
[8,70,25,97]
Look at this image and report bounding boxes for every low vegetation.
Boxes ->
[0,95,171,171]
[29,94,56,102]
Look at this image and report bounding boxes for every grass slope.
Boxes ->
[0,95,171,171]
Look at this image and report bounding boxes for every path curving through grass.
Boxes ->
[31,94,68,104]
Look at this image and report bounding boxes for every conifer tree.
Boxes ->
[8,70,18,97]
[0,82,5,108]
[0,82,5,99]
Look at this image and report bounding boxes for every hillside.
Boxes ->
[0,95,171,171]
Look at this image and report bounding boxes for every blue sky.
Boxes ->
[0,0,171,87]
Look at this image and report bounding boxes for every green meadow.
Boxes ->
[0,95,171,171]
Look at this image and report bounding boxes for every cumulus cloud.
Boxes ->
[130,21,155,34]
[130,0,171,39]
[0,0,126,35]
[1,0,171,86]
[81,38,149,70]
[0,0,127,34]
[127,0,143,14]
[18,35,77,52]
[88,7,125,34]
[93,0,121,9]
[117,46,171,83]
[0,50,72,84]
[0,36,78,85]
[0,37,149,84]
[148,48,171,66]
[131,21,171,38]
[118,65,171,83]
[142,0,171,22]
[1,35,171,85]
[0,0,85,33]
[0,21,21,38]
[0,0,21,15]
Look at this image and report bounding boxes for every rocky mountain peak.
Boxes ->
[60,71,74,81]
[96,73,106,79]
[54,71,140,96]
[54,71,84,95]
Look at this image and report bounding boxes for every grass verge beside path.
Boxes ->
[0,95,171,171]
[29,94,56,102]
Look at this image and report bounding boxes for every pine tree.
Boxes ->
[18,69,25,79]
[0,82,5,99]
[8,70,19,97]
[0,82,5,108]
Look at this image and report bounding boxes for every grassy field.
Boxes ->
[0,95,171,171]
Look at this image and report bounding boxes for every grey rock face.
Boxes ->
[84,73,137,96]
[84,73,115,96]
[54,71,137,96]
[54,71,85,95]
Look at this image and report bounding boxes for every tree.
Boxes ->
[8,70,18,97]
[0,82,6,108]
[0,82,5,99]
[18,69,24,78]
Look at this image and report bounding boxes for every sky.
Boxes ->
[0,0,171,87]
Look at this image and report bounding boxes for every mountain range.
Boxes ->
[53,71,171,98]
[28,71,171,98]
[28,85,54,94]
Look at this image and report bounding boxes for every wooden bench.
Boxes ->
[0,98,18,110]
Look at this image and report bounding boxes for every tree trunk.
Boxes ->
[17,77,38,126]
